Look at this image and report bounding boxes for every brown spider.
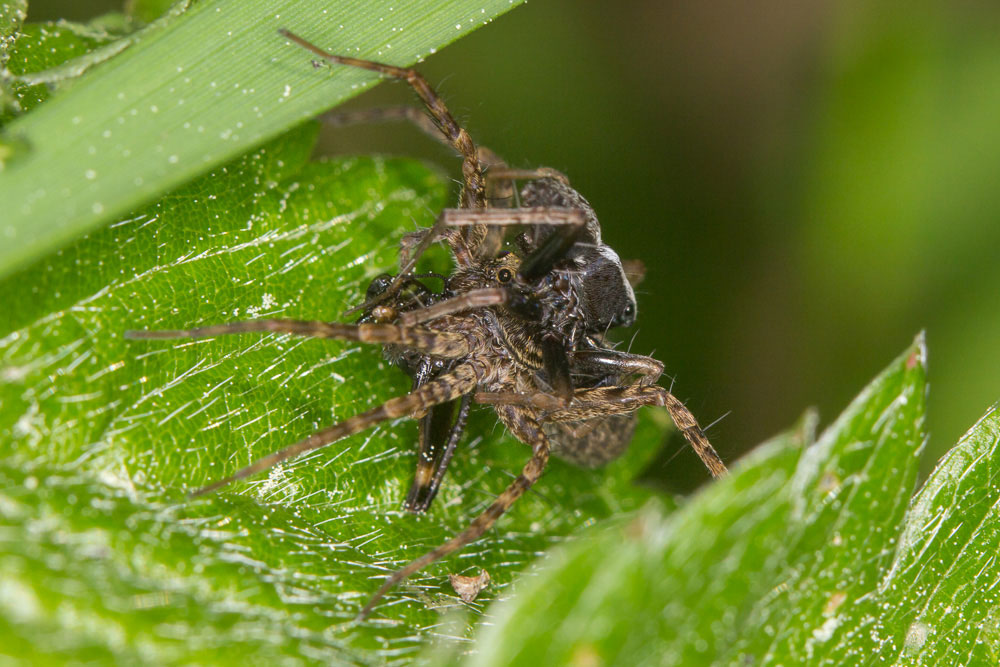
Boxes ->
[125,29,728,620]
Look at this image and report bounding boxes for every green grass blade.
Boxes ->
[0,0,524,277]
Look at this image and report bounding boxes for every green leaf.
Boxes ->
[0,1,26,42]
[0,0,27,119]
[464,336,932,665]
[0,124,667,663]
[869,405,1000,664]
[0,0,526,277]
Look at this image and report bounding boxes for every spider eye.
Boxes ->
[615,303,636,327]
[497,268,513,283]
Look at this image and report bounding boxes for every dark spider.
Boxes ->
[125,29,728,620]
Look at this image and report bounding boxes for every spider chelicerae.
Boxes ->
[126,29,728,619]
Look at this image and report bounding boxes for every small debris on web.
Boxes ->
[449,568,490,603]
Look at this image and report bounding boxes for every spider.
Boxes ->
[125,29,728,620]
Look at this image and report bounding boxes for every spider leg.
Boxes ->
[279,29,485,210]
[486,166,570,186]
[439,206,587,264]
[437,207,586,228]
[660,390,728,478]
[398,288,508,327]
[480,167,569,216]
[358,405,550,620]
[281,29,490,292]
[474,391,567,411]
[538,385,663,468]
[411,206,590,282]
[124,319,470,359]
[317,103,524,275]
[543,384,728,479]
[191,363,481,497]
[545,384,671,420]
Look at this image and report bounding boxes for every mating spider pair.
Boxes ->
[126,29,727,619]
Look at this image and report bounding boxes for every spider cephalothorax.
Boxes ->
[126,28,727,620]
[515,177,638,334]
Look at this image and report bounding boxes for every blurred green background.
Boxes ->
[30,0,1000,478]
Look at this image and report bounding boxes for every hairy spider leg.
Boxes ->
[125,319,469,357]
[280,29,490,308]
[473,379,721,473]
[474,391,568,411]
[474,168,574,259]
[124,319,475,495]
[660,391,728,478]
[471,170,571,262]
[395,206,591,285]
[395,205,586,285]
[359,404,551,619]
[280,29,485,210]
[311,82,583,312]
[319,106,568,207]
[564,346,727,477]
[397,287,509,327]
[438,206,587,265]
[550,383,726,478]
